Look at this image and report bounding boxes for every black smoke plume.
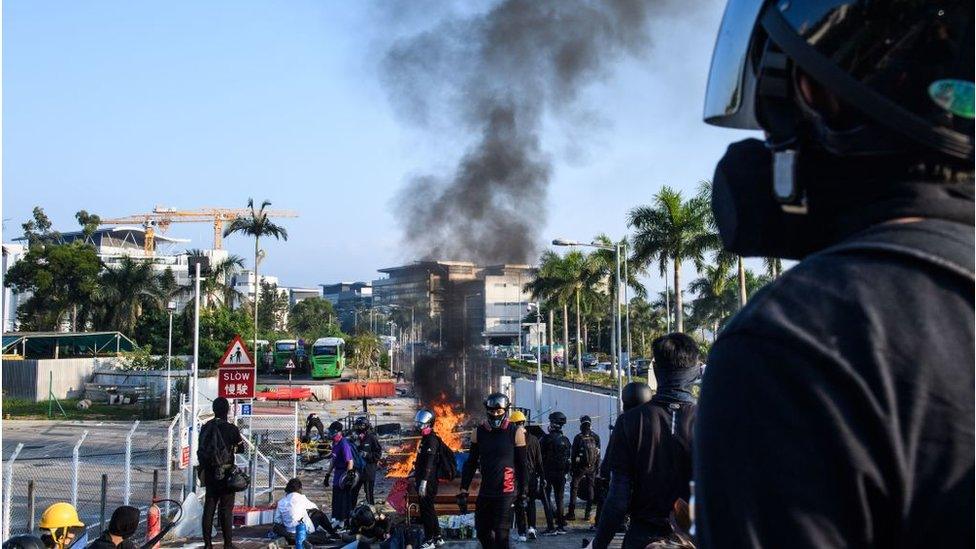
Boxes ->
[383,0,667,264]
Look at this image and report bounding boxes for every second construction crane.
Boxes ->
[99,206,298,254]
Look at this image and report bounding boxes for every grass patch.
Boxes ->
[1,398,149,421]
[505,359,619,389]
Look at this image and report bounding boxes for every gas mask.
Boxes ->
[548,423,562,434]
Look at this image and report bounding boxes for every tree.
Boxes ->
[20,207,59,248]
[763,257,783,279]
[182,250,245,308]
[628,186,714,333]
[4,242,101,330]
[191,306,254,368]
[75,210,101,239]
[628,297,667,357]
[348,332,381,378]
[288,298,339,342]
[688,263,734,341]
[525,250,578,375]
[98,256,167,335]
[257,281,289,334]
[223,199,289,355]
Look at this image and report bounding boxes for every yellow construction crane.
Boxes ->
[99,206,299,254]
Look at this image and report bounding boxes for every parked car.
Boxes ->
[631,358,652,376]
[581,354,598,367]
[591,362,613,374]
[520,353,538,364]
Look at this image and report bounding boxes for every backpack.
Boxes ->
[346,439,367,472]
[436,437,458,480]
[544,434,572,473]
[573,433,600,472]
[198,420,234,476]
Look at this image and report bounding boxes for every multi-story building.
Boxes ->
[321,282,373,333]
[2,243,28,332]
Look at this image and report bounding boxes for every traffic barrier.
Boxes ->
[331,381,395,400]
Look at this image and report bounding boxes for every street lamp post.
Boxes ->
[187,258,205,494]
[553,237,625,411]
[528,302,542,420]
[623,243,632,383]
[166,300,176,417]
[387,321,396,376]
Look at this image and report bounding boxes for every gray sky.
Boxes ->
[2,0,753,295]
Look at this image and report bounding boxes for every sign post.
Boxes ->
[285,358,295,390]
[218,335,256,400]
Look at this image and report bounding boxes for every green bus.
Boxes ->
[272,339,299,372]
[311,337,345,379]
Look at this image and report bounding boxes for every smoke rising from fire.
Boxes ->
[382,0,670,264]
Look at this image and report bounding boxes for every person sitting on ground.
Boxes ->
[87,506,139,549]
[272,478,339,544]
[37,503,87,549]
[348,504,392,547]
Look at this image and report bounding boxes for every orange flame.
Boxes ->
[387,401,467,478]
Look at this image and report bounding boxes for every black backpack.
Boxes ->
[544,434,572,473]
[436,436,458,480]
[198,419,234,476]
[573,433,600,472]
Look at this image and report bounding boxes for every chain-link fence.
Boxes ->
[235,407,299,506]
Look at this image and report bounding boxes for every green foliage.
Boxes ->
[75,210,102,238]
[117,344,188,371]
[4,241,102,330]
[287,298,340,342]
[191,306,254,368]
[96,256,168,335]
[348,332,381,373]
[20,207,59,247]
[257,281,289,333]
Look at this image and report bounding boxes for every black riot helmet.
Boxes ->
[350,504,376,531]
[622,382,653,411]
[548,411,567,433]
[484,393,511,429]
[579,415,592,433]
[354,416,370,433]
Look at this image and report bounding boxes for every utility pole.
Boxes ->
[187,261,202,494]
[166,301,176,417]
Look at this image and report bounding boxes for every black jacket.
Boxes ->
[197,417,243,489]
[355,431,383,464]
[540,431,571,475]
[86,533,136,549]
[415,432,442,488]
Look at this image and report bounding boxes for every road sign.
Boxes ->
[285,358,296,370]
[238,403,252,416]
[218,367,255,399]
[219,335,254,367]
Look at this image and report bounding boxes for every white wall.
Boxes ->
[513,377,618,454]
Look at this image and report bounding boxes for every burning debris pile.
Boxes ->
[387,400,468,478]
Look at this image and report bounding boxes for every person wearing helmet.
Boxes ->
[594,382,653,526]
[539,411,571,535]
[323,420,357,524]
[510,409,550,542]
[567,415,601,522]
[349,504,390,544]
[37,503,86,549]
[86,506,139,549]
[697,0,973,547]
[2,536,46,549]
[412,409,445,548]
[197,397,243,549]
[304,413,325,441]
[458,393,528,549]
[593,333,698,549]
[352,416,382,505]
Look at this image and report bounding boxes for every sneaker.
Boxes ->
[556,526,568,535]
[527,527,538,540]
[419,541,436,549]
[434,536,446,546]
[517,535,527,542]
[542,528,559,537]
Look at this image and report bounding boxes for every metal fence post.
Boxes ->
[71,430,90,507]
[27,480,35,532]
[124,420,140,505]
[99,474,108,535]
[247,443,257,507]
[165,414,179,517]
[3,443,25,541]
[293,402,299,479]
[267,458,275,505]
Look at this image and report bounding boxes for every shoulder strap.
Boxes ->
[816,220,974,281]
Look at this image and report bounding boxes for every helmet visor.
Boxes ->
[703,0,766,129]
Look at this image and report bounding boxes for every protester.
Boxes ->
[349,504,392,548]
[86,506,139,549]
[567,415,600,522]
[2,536,46,549]
[458,393,527,549]
[305,413,325,440]
[595,382,652,526]
[352,417,383,505]
[37,504,87,549]
[696,1,974,546]
[593,333,698,549]
[540,411,571,535]
[412,409,445,549]
[510,410,549,542]
[197,397,243,549]
[323,421,358,524]
[272,478,338,544]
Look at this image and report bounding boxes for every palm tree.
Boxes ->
[223,199,289,355]
[629,186,713,333]
[688,263,733,341]
[588,234,647,375]
[525,250,575,374]
[99,256,166,335]
[183,250,245,308]
[763,257,783,279]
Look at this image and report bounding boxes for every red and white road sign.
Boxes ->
[219,335,254,367]
[285,358,296,370]
[218,367,255,399]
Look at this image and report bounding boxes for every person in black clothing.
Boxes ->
[412,409,444,548]
[458,393,527,549]
[86,506,139,549]
[696,1,974,547]
[352,417,382,505]
[594,382,652,527]
[198,397,244,549]
[510,410,549,541]
[305,413,325,440]
[593,334,698,549]
[567,415,600,522]
[539,411,571,535]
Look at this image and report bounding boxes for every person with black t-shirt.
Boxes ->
[593,334,697,549]
[595,382,652,526]
[458,393,527,549]
[413,409,444,549]
[567,415,600,522]
[540,411,571,535]
[198,397,244,549]
[696,1,974,546]
[304,413,325,440]
[352,417,382,505]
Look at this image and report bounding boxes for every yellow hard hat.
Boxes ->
[509,410,527,423]
[39,503,85,530]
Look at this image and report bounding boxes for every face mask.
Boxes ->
[548,424,561,433]
[420,426,432,435]
[331,432,342,443]
[488,412,506,429]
